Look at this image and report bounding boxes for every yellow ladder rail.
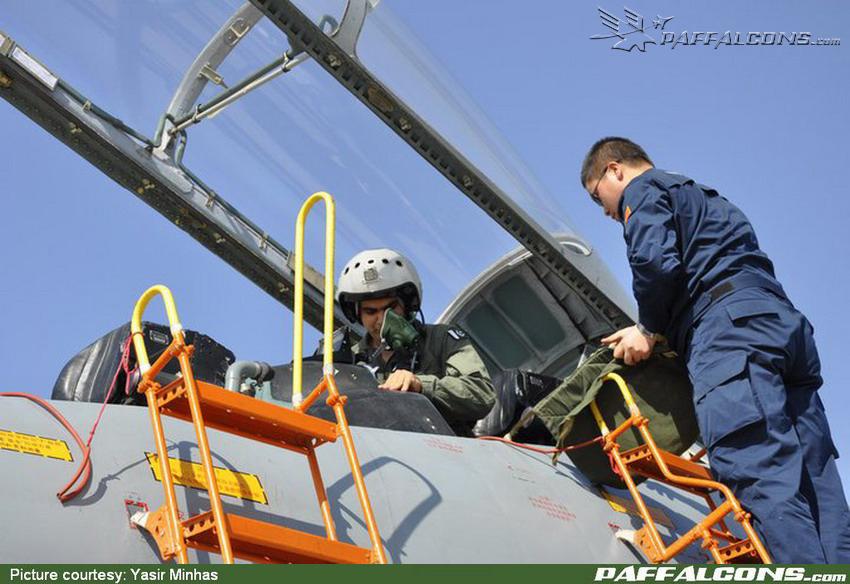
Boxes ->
[292,191,336,408]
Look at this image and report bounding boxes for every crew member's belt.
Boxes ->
[690,272,787,322]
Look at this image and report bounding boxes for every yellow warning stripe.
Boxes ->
[146,453,268,504]
[600,488,674,528]
[0,428,73,462]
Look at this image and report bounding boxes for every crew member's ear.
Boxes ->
[611,161,624,182]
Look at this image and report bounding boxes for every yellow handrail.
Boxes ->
[601,372,640,414]
[589,372,640,436]
[292,191,336,407]
[131,284,183,374]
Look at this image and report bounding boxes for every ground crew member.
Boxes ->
[580,137,850,563]
[337,248,495,436]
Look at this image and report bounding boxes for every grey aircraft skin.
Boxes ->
[0,393,714,564]
[0,0,719,564]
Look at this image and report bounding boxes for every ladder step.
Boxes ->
[621,445,714,482]
[184,512,374,564]
[157,379,338,450]
[716,539,761,564]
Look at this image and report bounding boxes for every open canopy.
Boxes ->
[1,1,632,333]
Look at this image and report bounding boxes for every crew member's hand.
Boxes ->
[379,369,422,393]
[601,325,656,366]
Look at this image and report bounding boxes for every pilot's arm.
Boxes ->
[416,336,495,425]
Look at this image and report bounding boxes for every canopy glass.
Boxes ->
[3,0,611,327]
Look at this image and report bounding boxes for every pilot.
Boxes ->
[336,248,495,436]
[580,137,850,563]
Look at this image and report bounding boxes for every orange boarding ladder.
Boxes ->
[591,372,770,565]
[131,191,387,564]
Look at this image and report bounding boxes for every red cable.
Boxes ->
[477,435,626,481]
[60,335,134,502]
[0,334,135,504]
[0,391,92,503]
[82,335,133,450]
[477,434,604,455]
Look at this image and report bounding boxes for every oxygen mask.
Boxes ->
[379,308,420,352]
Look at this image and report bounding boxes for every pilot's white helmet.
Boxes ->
[337,248,422,323]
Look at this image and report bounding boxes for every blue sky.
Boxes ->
[1,2,849,492]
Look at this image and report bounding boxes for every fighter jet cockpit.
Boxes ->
[3,0,637,440]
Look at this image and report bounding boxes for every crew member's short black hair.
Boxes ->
[580,137,654,187]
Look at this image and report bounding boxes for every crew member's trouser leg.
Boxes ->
[786,387,850,563]
[706,363,828,563]
[687,289,850,563]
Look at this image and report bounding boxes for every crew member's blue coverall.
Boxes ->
[621,168,850,563]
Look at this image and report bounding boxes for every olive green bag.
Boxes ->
[533,346,699,488]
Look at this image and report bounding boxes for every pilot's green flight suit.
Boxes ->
[352,323,495,436]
